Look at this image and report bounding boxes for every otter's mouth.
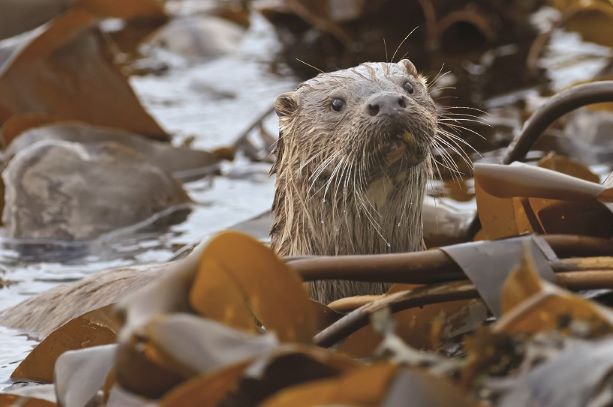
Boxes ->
[384,131,421,165]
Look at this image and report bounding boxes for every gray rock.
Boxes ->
[2,139,190,240]
[5,122,222,180]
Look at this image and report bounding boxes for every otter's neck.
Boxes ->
[270,159,429,303]
[271,162,429,257]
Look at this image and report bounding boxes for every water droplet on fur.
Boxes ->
[397,222,401,227]
[386,242,391,248]
[320,220,324,224]
[322,199,327,204]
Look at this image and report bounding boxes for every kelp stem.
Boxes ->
[503,81,613,164]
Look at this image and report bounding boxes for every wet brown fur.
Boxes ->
[270,60,438,304]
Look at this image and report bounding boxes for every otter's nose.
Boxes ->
[366,94,407,117]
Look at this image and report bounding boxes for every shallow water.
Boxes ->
[0,14,292,386]
[1,4,611,390]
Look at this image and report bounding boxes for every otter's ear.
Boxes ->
[398,59,418,77]
[274,92,298,118]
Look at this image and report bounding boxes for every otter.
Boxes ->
[271,59,436,304]
[0,59,439,337]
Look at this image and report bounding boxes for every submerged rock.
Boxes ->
[2,139,190,240]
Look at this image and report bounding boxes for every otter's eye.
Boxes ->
[331,98,346,112]
[403,81,414,94]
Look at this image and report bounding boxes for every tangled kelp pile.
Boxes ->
[3,230,613,406]
[0,0,613,406]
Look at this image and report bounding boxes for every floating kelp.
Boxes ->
[0,9,168,141]
[8,232,609,406]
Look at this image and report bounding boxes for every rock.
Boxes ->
[2,139,190,240]
[4,122,223,180]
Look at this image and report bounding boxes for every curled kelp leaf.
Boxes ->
[160,345,358,407]
[475,162,609,202]
[113,233,318,398]
[0,394,55,406]
[0,0,166,41]
[159,361,252,407]
[189,231,317,343]
[116,315,279,399]
[0,0,70,40]
[337,291,487,357]
[496,251,613,336]
[116,240,204,331]
[260,363,398,407]
[11,305,119,383]
[537,152,600,183]
[219,346,358,406]
[78,0,166,21]
[54,344,117,407]
[110,245,202,398]
[0,9,168,140]
[314,282,478,348]
[442,236,556,317]
[475,162,613,239]
[141,314,279,376]
[261,363,474,407]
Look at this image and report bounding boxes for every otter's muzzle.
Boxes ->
[366,93,408,117]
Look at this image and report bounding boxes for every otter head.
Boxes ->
[273,59,436,190]
[271,60,437,302]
